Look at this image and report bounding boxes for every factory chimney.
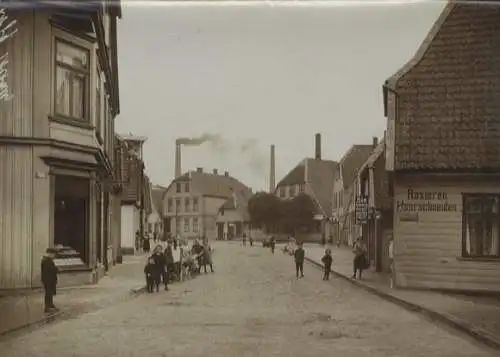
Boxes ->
[315,133,321,160]
[175,141,181,178]
[270,144,276,193]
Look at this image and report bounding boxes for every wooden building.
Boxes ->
[0,2,122,288]
[163,168,252,240]
[384,1,500,292]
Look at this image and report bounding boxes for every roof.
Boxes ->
[358,139,385,175]
[339,145,374,189]
[168,170,252,199]
[151,185,167,216]
[219,188,253,220]
[276,158,338,216]
[385,2,500,171]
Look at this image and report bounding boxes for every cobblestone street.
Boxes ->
[1,243,497,357]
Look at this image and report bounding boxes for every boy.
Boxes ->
[144,257,156,293]
[41,248,59,313]
[321,248,333,280]
[294,242,305,278]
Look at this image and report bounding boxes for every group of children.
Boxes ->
[144,240,213,293]
[287,240,333,280]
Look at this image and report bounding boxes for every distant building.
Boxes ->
[274,134,338,242]
[216,189,253,240]
[332,143,374,246]
[163,168,252,240]
[384,2,500,292]
[148,185,167,238]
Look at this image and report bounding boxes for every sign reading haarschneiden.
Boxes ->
[0,5,18,102]
[397,189,458,213]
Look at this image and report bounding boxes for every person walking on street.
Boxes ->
[152,245,168,291]
[294,242,305,278]
[249,235,254,247]
[388,236,395,288]
[144,257,156,293]
[242,233,247,246]
[164,241,174,283]
[143,234,150,254]
[135,230,141,251]
[203,243,214,273]
[352,237,367,280]
[270,236,276,254]
[41,248,59,313]
[321,248,333,280]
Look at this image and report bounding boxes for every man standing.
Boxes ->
[294,242,305,279]
[152,245,168,291]
[41,248,59,313]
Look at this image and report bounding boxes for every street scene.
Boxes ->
[2,0,500,355]
[1,243,498,357]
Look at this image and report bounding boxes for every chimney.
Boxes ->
[213,169,218,175]
[196,167,203,173]
[269,144,276,193]
[315,133,321,160]
[372,136,378,148]
[175,142,181,178]
[224,171,229,177]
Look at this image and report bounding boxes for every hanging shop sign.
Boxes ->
[0,5,17,102]
[355,195,369,224]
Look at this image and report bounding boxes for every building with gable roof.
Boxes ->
[147,184,167,239]
[274,134,338,242]
[163,168,252,240]
[384,1,500,292]
[332,142,375,246]
[215,188,253,240]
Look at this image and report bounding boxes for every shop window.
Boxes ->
[54,40,90,121]
[462,195,500,258]
[184,218,190,232]
[192,217,199,233]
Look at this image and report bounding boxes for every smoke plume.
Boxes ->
[176,133,223,146]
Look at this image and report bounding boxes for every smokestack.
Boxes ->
[175,142,181,178]
[315,133,321,160]
[270,144,275,193]
[372,136,378,148]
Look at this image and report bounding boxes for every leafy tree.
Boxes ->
[281,193,317,234]
[247,191,282,231]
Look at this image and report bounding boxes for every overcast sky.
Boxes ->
[116,0,445,191]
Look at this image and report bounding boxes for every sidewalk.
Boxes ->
[0,254,147,337]
[305,244,500,351]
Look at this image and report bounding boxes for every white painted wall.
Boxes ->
[121,205,138,251]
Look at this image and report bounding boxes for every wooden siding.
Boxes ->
[0,12,35,137]
[394,176,500,292]
[0,146,33,288]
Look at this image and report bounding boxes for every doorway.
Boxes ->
[54,175,90,264]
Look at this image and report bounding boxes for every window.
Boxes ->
[193,197,199,212]
[279,187,285,198]
[175,198,181,213]
[289,185,296,197]
[176,182,182,193]
[95,65,102,141]
[55,40,90,121]
[184,218,190,232]
[185,198,190,212]
[185,182,190,192]
[192,217,199,233]
[167,198,173,212]
[299,184,305,193]
[463,195,500,258]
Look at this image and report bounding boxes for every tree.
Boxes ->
[281,193,317,234]
[247,191,282,231]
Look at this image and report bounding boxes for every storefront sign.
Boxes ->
[0,6,17,101]
[355,195,369,224]
[397,189,458,213]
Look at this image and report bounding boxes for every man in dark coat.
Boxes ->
[41,248,59,313]
[164,242,174,282]
[294,242,305,279]
[152,245,168,291]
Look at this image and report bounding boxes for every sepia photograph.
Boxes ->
[1,0,500,356]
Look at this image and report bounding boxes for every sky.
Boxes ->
[116,0,446,191]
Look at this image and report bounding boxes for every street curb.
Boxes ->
[0,310,63,338]
[130,286,146,294]
[305,257,500,351]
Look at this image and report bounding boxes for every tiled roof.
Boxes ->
[276,163,306,187]
[340,145,374,189]
[276,158,339,216]
[358,139,385,175]
[386,2,500,171]
[219,189,252,220]
[170,170,252,199]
